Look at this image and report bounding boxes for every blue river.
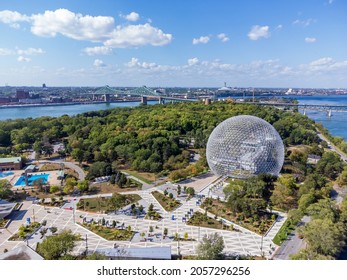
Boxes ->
[0,95,346,140]
[291,95,347,141]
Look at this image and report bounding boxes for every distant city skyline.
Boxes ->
[0,0,346,88]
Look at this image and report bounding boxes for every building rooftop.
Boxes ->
[97,246,171,260]
[0,200,16,220]
[0,245,44,260]
[0,157,21,164]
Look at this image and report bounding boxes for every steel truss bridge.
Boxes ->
[234,101,347,117]
[92,85,196,103]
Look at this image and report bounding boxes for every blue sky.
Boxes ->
[0,0,346,88]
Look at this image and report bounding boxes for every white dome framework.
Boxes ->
[206,115,284,179]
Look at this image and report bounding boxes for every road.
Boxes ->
[272,216,310,260]
[317,133,347,161]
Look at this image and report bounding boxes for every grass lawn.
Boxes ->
[40,163,61,171]
[151,191,181,212]
[201,198,276,235]
[78,194,141,213]
[123,169,155,184]
[272,219,296,245]
[94,181,141,194]
[187,212,233,231]
[81,223,134,241]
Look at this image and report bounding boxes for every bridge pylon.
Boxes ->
[141,96,147,105]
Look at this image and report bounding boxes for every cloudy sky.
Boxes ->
[0,0,346,88]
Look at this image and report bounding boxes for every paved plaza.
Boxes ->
[0,175,286,259]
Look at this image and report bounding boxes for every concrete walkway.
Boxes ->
[0,176,287,258]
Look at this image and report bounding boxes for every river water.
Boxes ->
[0,96,347,140]
[292,95,347,141]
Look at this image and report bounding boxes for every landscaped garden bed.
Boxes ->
[77,193,141,213]
[144,203,162,220]
[14,202,22,211]
[0,219,9,228]
[9,222,41,241]
[201,198,277,235]
[151,191,181,212]
[187,211,234,231]
[38,197,65,208]
[80,222,134,241]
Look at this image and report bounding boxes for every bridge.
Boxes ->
[234,101,347,117]
[92,86,196,104]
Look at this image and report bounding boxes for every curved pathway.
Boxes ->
[35,160,85,181]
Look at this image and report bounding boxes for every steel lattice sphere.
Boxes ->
[206,115,284,178]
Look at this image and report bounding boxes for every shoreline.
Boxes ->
[0,99,143,109]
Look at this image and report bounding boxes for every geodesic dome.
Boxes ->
[206,115,284,178]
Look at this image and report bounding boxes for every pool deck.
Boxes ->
[1,170,62,188]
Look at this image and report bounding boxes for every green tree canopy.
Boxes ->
[36,230,79,260]
[298,218,345,257]
[0,179,12,199]
[196,233,225,260]
[316,151,344,180]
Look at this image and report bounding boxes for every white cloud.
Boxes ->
[93,59,106,67]
[328,0,334,4]
[30,9,114,41]
[188,57,199,66]
[0,10,29,28]
[105,23,172,48]
[0,9,173,49]
[123,12,140,22]
[17,47,44,55]
[310,57,334,67]
[248,25,270,40]
[83,46,112,55]
[192,36,210,45]
[4,56,347,87]
[127,57,139,67]
[217,33,229,42]
[292,18,316,27]
[17,56,31,62]
[0,48,14,55]
[126,57,158,69]
[275,24,283,31]
[0,47,44,57]
[305,37,317,43]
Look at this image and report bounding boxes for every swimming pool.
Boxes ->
[14,173,49,186]
[0,171,14,178]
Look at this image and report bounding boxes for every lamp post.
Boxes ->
[73,204,75,224]
[177,234,181,259]
[260,235,264,257]
[85,234,88,256]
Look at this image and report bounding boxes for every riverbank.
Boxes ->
[0,99,142,109]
